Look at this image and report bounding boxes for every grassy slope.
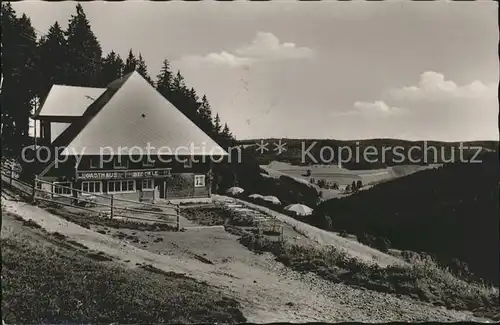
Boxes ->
[1,214,246,324]
[238,233,499,316]
[315,151,499,285]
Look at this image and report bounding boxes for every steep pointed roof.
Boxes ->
[56,71,227,156]
[35,85,106,117]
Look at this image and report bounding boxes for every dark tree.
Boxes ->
[198,95,214,135]
[170,71,186,105]
[221,123,233,142]
[65,4,103,86]
[156,59,174,99]
[1,4,39,154]
[213,113,222,135]
[100,50,124,86]
[37,21,69,98]
[123,49,137,74]
[136,53,154,85]
[186,87,201,124]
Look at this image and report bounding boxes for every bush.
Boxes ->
[339,229,349,238]
[317,179,326,188]
[323,215,333,230]
[357,233,391,253]
[374,237,391,253]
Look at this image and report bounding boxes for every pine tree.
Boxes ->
[136,53,154,85]
[186,87,201,123]
[100,50,124,86]
[221,123,232,139]
[123,49,137,74]
[218,122,235,148]
[38,21,69,98]
[169,70,187,112]
[1,4,38,154]
[65,4,102,86]
[198,95,214,134]
[156,58,174,99]
[171,71,186,95]
[213,113,222,135]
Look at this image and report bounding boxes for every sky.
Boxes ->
[13,0,499,142]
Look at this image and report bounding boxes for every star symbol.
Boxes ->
[273,139,287,154]
[255,140,269,154]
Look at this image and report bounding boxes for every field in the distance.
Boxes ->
[261,161,440,186]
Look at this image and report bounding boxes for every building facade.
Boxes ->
[31,71,227,202]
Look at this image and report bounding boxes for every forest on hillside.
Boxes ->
[313,151,499,285]
[1,3,235,156]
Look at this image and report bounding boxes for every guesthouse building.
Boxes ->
[31,71,227,202]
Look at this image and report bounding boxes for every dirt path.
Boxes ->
[1,198,487,323]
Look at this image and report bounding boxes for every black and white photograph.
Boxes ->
[1,0,499,323]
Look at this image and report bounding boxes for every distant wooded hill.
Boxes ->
[238,138,499,170]
[313,151,499,285]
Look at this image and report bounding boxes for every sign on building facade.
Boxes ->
[76,168,171,180]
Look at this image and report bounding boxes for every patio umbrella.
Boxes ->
[226,187,244,196]
[263,195,281,205]
[284,204,314,216]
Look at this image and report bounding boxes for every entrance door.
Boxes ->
[159,180,166,199]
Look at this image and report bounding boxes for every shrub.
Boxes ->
[339,229,349,238]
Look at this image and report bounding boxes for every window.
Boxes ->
[113,156,128,169]
[142,179,154,191]
[183,156,192,168]
[53,182,72,196]
[107,180,136,193]
[194,175,205,188]
[81,181,102,194]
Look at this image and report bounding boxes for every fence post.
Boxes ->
[9,165,13,186]
[110,195,114,219]
[176,204,180,231]
[32,176,38,203]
